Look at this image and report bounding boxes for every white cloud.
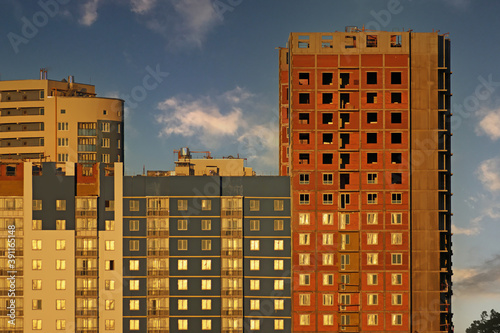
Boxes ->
[79,0,100,26]
[476,158,500,191]
[130,0,157,14]
[452,217,481,236]
[454,255,500,296]
[476,108,500,140]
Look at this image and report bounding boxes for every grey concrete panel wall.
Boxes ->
[169,318,221,333]
[122,238,147,256]
[123,278,147,297]
[222,176,290,197]
[124,176,222,197]
[169,238,221,257]
[122,217,147,236]
[243,218,291,237]
[169,218,221,237]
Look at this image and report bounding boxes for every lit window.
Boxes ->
[391,213,402,224]
[130,319,140,331]
[105,280,115,290]
[130,280,140,290]
[367,213,378,224]
[129,260,140,271]
[130,299,140,310]
[250,240,260,251]
[275,299,284,310]
[322,213,333,225]
[274,280,284,290]
[201,199,211,211]
[250,299,260,310]
[105,240,115,251]
[56,200,66,211]
[367,233,378,245]
[299,294,310,306]
[300,314,310,326]
[105,319,115,330]
[178,219,188,230]
[323,274,334,286]
[56,239,66,250]
[250,260,260,270]
[129,200,140,211]
[202,299,212,310]
[323,314,334,326]
[178,279,188,290]
[32,239,42,250]
[323,294,334,306]
[392,314,403,325]
[56,299,66,310]
[392,233,403,245]
[250,220,260,231]
[275,319,284,330]
[323,233,334,245]
[250,279,260,290]
[368,314,378,326]
[367,273,378,285]
[340,213,350,229]
[202,239,211,251]
[392,253,403,265]
[33,200,42,210]
[299,274,310,286]
[32,319,42,330]
[274,240,284,250]
[299,233,310,245]
[56,259,66,270]
[202,219,211,230]
[178,319,188,330]
[178,260,188,271]
[32,279,42,290]
[105,299,115,310]
[105,260,115,271]
[367,253,378,265]
[32,259,42,270]
[55,220,66,230]
[32,219,42,230]
[392,273,403,285]
[299,253,310,265]
[202,259,211,270]
[323,253,334,265]
[250,200,260,211]
[56,279,66,290]
[178,299,187,310]
[274,260,284,270]
[202,319,212,330]
[250,319,260,330]
[105,220,115,230]
[299,213,310,225]
[201,279,212,290]
[178,240,188,251]
[32,299,42,310]
[392,294,403,305]
[368,294,378,305]
[274,219,284,230]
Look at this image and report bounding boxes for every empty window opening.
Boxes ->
[298,41,309,48]
[322,93,333,104]
[299,93,310,104]
[392,153,402,164]
[340,93,350,108]
[299,153,310,165]
[340,154,350,169]
[367,92,377,104]
[392,173,402,184]
[367,153,378,164]
[366,35,377,47]
[391,72,402,84]
[322,41,333,48]
[367,133,377,144]
[345,36,356,48]
[391,35,402,47]
[323,153,333,164]
[322,73,333,85]
[391,92,402,104]
[391,113,402,124]
[299,133,310,144]
[299,113,309,124]
[299,73,310,85]
[323,113,333,124]
[367,112,377,123]
[340,174,350,189]
[340,113,350,129]
[340,73,350,89]
[323,133,333,144]
[367,72,377,84]
[391,133,402,144]
[340,133,350,149]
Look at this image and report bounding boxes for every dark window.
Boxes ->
[366,35,377,47]
[340,154,350,169]
[299,93,310,104]
[340,93,350,108]
[6,166,16,176]
[392,173,402,184]
[367,133,377,144]
[323,173,333,185]
[367,153,378,164]
[322,93,333,104]
[109,260,115,271]
[392,153,402,164]
[299,133,310,144]
[367,93,377,104]
[340,174,350,189]
[299,174,310,184]
[340,133,350,149]
[340,113,350,128]
[391,72,402,84]
[391,113,402,124]
[391,133,402,144]
[323,133,333,144]
[367,112,377,123]
[299,153,310,165]
[340,73,350,88]
[323,73,333,85]
[299,113,309,124]
[323,113,333,124]
[391,92,402,104]
[299,73,310,85]
[323,153,333,164]
[367,72,377,84]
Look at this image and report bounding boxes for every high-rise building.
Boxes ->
[0,70,124,167]
[279,29,452,332]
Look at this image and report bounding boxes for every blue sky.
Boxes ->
[1,0,500,330]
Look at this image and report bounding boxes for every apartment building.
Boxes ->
[0,70,124,167]
[0,157,291,333]
[279,29,452,332]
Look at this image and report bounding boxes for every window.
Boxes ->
[366,35,377,47]
[367,173,378,184]
[299,113,310,124]
[105,280,115,290]
[392,233,403,245]
[178,240,188,251]
[104,200,114,211]
[340,213,350,229]
[250,240,260,251]
[322,213,333,225]
[178,319,188,330]
[299,213,310,225]
[367,133,377,144]
[32,259,42,270]
[275,299,284,310]
[101,154,110,163]
[392,152,402,164]
[392,253,403,265]
[56,299,66,310]
[392,273,403,285]
[340,254,350,270]
[367,92,378,104]
[177,279,188,290]
[32,279,42,290]
[202,319,212,330]
[250,319,260,330]
[323,233,334,245]
[300,314,310,326]
[368,314,378,326]
[56,240,66,250]
[129,299,141,311]
[56,259,66,270]
[392,173,402,184]
[323,153,333,164]
[200,219,211,231]
[391,72,402,84]
[201,199,211,211]
[345,35,356,48]
[201,239,211,251]
[32,299,42,310]
[178,299,188,310]
[323,193,333,205]
[176,199,188,211]
[32,239,42,250]
[129,240,140,251]
[340,294,351,309]
[299,274,310,286]
[58,122,68,130]
[128,220,140,231]
[367,153,378,164]
[299,234,310,245]
[391,34,402,47]
[250,219,260,231]
[392,293,403,305]
[129,280,139,291]
[392,193,402,204]
[101,122,110,132]
[368,193,378,204]
[33,200,42,210]
[323,294,334,306]
[323,274,334,286]
[129,200,139,211]
[299,173,309,184]
[105,240,115,251]
[322,93,333,104]
[299,294,310,306]
[323,253,334,265]
[367,72,377,84]
[32,320,42,330]
[105,220,115,231]
[391,92,402,103]
[250,200,260,211]
[250,279,260,290]
[391,132,402,144]
[56,279,66,290]
[250,260,260,270]
[130,319,140,331]
[299,93,310,104]
[341,234,350,250]
[201,279,212,290]
[299,193,310,205]
[178,219,188,230]
[392,314,403,325]
[299,133,310,144]
[298,72,309,85]
[299,153,309,164]
[105,260,115,271]
[368,294,378,305]
[57,138,69,147]
[323,314,334,326]
[101,138,110,148]
[274,240,284,251]
[32,219,42,230]
[275,319,284,330]
[274,219,284,231]
[250,299,260,310]
[177,259,188,271]
[367,253,378,265]
[105,299,115,310]
[130,260,140,271]
[274,200,284,211]
[299,253,310,265]
[105,319,115,330]
[391,213,402,224]
[202,259,211,270]
[367,233,378,245]
[391,112,402,124]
